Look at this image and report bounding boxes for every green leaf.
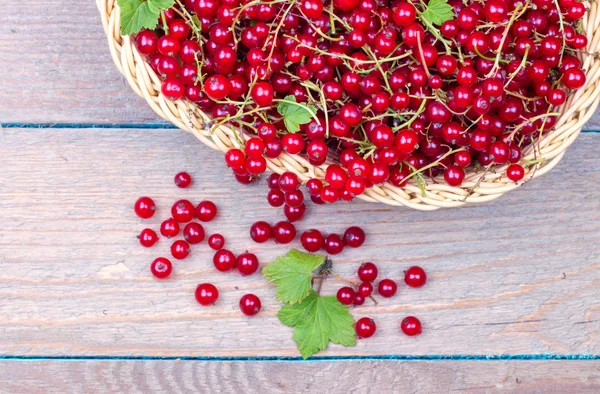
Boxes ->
[276,96,318,133]
[278,291,318,327]
[263,249,325,304]
[420,0,454,26]
[118,0,174,36]
[279,291,356,359]
[147,0,174,14]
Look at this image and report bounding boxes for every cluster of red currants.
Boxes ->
[134,0,588,200]
[247,171,367,253]
[344,263,427,338]
[134,172,262,316]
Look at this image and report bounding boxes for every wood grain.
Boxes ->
[2,0,600,129]
[0,126,598,357]
[0,360,598,393]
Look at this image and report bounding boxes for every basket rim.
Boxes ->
[96,0,600,210]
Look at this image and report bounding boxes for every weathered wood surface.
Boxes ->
[0,127,598,357]
[0,360,599,393]
[2,0,600,129]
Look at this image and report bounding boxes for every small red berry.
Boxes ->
[273,221,296,244]
[378,279,397,298]
[353,294,365,306]
[401,316,422,336]
[171,240,191,260]
[250,221,272,243]
[506,164,525,182]
[138,228,158,247]
[195,283,219,306]
[336,287,356,305]
[208,233,225,250]
[358,282,373,297]
[172,199,195,223]
[150,257,172,279]
[300,229,324,252]
[355,317,376,338]
[343,226,366,248]
[324,234,344,255]
[160,218,180,238]
[237,252,260,276]
[358,262,378,282]
[239,294,262,316]
[213,249,236,272]
[195,201,218,222]
[174,172,192,188]
[405,266,427,288]
[134,197,156,219]
[183,222,205,244]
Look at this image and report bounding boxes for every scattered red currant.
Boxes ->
[355,317,376,338]
[237,252,260,276]
[378,279,397,298]
[400,316,422,336]
[134,197,156,219]
[405,266,427,288]
[195,283,219,305]
[150,257,172,279]
[174,172,192,188]
[138,228,158,247]
[239,294,262,316]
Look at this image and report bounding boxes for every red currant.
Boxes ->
[378,279,397,298]
[150,257,172,279]
[239,294,262,316]
[208,233,226,250]
[183,222,205,244]
[195,201,218,222]
[213,249,236,272]
[355,317,376,338]
[195,283,219,306]
[250,221,272,243]
[138,228,158,247]
[401,316,422,336]
[405,266,427,288]
[237,252,260,276]
[134,197,156,219]
[358,262,378,282]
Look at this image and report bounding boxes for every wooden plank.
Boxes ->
[2,0,600,129]
[0,0,160,124]
[0,360,599,393]
[0,127,598,357]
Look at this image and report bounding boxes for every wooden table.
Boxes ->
[1,1,600,392]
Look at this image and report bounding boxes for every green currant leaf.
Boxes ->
[147,0,174,14]
[279,291,356,359]
[263,249,325,304]
[420,0,454,26]
[276,96,318,133]
[118,0,174,36]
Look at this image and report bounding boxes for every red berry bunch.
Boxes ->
[336,262,428,338]
[134,0,587,199]
[134,172,263,315]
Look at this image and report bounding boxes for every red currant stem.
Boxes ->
[415,10,452,54]
[461,164,493,202]
[328,1,336,34]
[504,47,530,88]
[263,1,296,71]
[475,46,510,65]
[313,274,325,296]
[551,0,567,66]
[507,112,560,141]
[392,99,427,131]
[486,3,524,78]
[363,46,393,93]
[322,8,353,31]
[173,0,205,42]
[505,91,539,101]
[406,147,466,182]
[286,34,412,67]
[329,271,359,287]
[415,35,432,79]
[160,12,169,35]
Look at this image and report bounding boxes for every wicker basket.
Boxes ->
[97,0,600,210]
